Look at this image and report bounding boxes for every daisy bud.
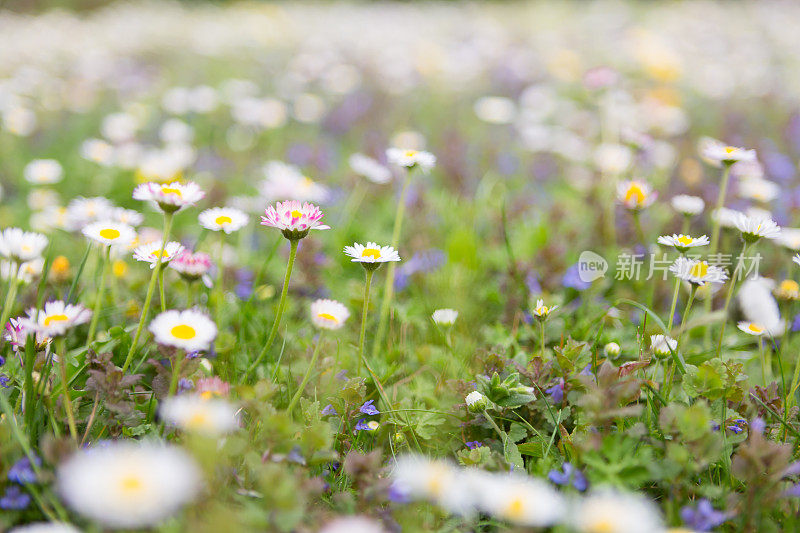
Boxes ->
[465,391,488,413]
[604,342,621,357]
[650,335,677,358]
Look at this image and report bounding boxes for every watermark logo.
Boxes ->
[578,250,608,282]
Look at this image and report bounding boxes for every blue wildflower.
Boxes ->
[0,485,30,510]
[178,378,194,393]
[465,441,483,449]
[680,499,730,531]
[545,379,565,403]
[562,263,591,291]
[393,249,446,292]
[8,455,40,485]
[321,404,338,416]
[548,462,588,492]
[359,400,379,416]
[354,418,379,432]
[0,375,9,388]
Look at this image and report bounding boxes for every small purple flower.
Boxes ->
[234,268,254,300]
[750,417,766,434]
[177,378,194,394]
[388,482,411,503]
[548,462,588,492]
[0,485,30,510]
[465,441,483,449]
[525,271,542,296]
[8,455,40,485]
[680,499,730,531]
[287,446,306,465]
[562,263,591,291]
[394,249,446,292]
[0,375,9,388]
[359,400,379,416]
[545,379,565,404]
[0,354,5,367]
[354,418,378,432]
[321,404,338,416]
[335,370,348,381]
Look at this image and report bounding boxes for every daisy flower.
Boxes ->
[0,227,48,263]
[733,212,781,243]
[474,473,565,528]
[56,441,201,530]
[670,195,704,216]
[133,241,185,269]
[737,278,784,336]
[464,391,487,412]
[109,207,144,227]
[82,220,137,248]
[344,242,400,270]
[571,490,664,533]
[169,250,213,286]
[432,308,458,326]
[159,394,239,436]
[656,234,709,253]
[64,197,115,229]
[776,228,800,251]
[198,207,249,234]
[739,179,780,203]
[738,321,766,336]
[149,309,217,352]
[699,137,757,167]
[532,299,557,320]
[80,138,114,166]
[261,200,330,240]
[319,516,386,533]
[386,148,436,173]
[310,299,350,330]
[24,159,63,185]
[349,153,392,184]
[669,257,728,286]
[259,161,330,204]
[711,207,743,229]
[650,334,677,358]
[775,280,800,301]
[2,258,43,284]
[133,181,205,213]
[22,301,91,337]
[616,180,656,211]
[4,317,50,351]
[196,376,230,399]
[9,523,81,533]
[390,456,474,516]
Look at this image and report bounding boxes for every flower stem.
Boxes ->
[676,285,698,349]
[121,212,174,373]
[287,332,324,415]
[0,263,20,340]
[56,337,78,442]
[372,172,412,359]
[540,321,546,359]
[168,352,185,397]
[158,266,166,313]
[716,240,749,357]
[667,277,681,333]
[704,164,732,342]
[358,269,374,376]
[246,238,299,379]
[86,247,110,345]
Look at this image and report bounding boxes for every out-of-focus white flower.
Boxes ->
[1,258,43,284]
[390,456,474,516]
[149,309,217,352]
[3,107,37,136]
[159,119,194,144]
[473,472,565,528]
[9,522,81,533]
[594,143,633,175]
[432,309,458,326]
[776,228,800,251]
[318,516,386,533]
[349,153,392,184]
[80,138,115,166]
[24,159,63,185]
[670,195,704,216]
[101,112,138,143]
[386,148,436,173]
[57,441,201,530]
[473,96,516,124]
[738,179,779,203]
[310,299,350,330]
[65,196,115,229]
[711,207,743,229]
[133,181,205,213]
[699,137,756,167]
[27,189,61,211]
[109,207,144,227]
[737,277,784,336]
[571,490,664,533]
[160,394,239,436]
[617,180,656,210]
[259,161,330,203]
[293,93,326,123]
[0,227,48,263]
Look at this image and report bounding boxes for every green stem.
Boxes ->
[246,238,299,379]
[121,212,174,373]
[358,269,375,376]
[704,164,732,341]
[168,352,185,397]
[372,172,413,358]
[667,277,681,333]
[56,337,78,442]
[86,247,110,345]
[676,285,698,348]
[158,266,166,313]
[540,321,546,359]
[286,332,324,415]
[0,264,20,340]
[716,240,749,357]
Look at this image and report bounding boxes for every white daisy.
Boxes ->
[149,309,217,352]
[349,153,392,184]
[650,334,678,357]
[310,299,350,330]
[739,179,780,203]
[699,137,757,167]
[319,516,386,533]
[259,161,330,204]
[80,138,115,166]
[109,207,144,227]
[133,241,185,269]
[775,279,800,301]
[734,212,781,242]
[795,254,800,267]
[198,207,249,234]
[343,242,401,267]
[532,299,557,320]
[2,258,44,284]
[738,321,766,336]
[64,196,115,230]
[656,234,709,253]
[616,180,656,210]
[711,207,743,229]
[22,300,91,337]
[669,257,728,286]
[473,472,565,528]
[670,195,705,216]
[133,181,205,213]
[386,148,436,173]
[432,309,458,326]
[82,221,137,248]
[390,456,474,516]
[159,394,239,436]
[9,523,81,533]
[24,159,63,185]
[571,490,664,533]
[0,227,48,263]
[737,277,784,336]
[56,440,201,530]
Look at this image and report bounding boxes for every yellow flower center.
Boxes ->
[301,177,313,189]
[150,250,171,259]
[118,474,144,494]
[361,248,381,259]
[724,146,737,154]
[318,312,338,322]
[780,280,800,293]
[404,150,417,157]
[748,324,764,333]
[161,187,182,197]
[99,228,121,240]
[200,390,214,400]
[624,183,645,204]
[44,314,69,326]
[187,411,209,429]
[689,261,709,279]
[215,215,232,225]
[290,209,303,218]
[588,520,615,533]
[505,497,526,520]
[676,235,693,246]
[171,324,197,340]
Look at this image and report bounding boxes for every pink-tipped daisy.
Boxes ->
[260,200,330,240]
[616,180,656,211]
[169,250,213,286]
[133,181,205,213]
[133,241,185,269]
